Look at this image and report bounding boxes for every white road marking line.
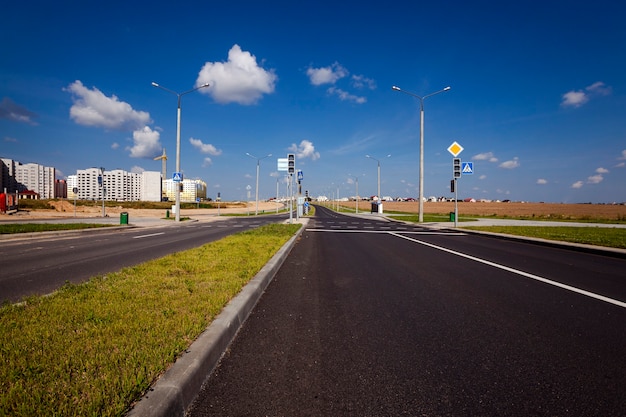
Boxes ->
[389,232,626,309]
[133,232,165,239]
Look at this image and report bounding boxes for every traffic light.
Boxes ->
[453,158,461,178]
[288,153,295,174]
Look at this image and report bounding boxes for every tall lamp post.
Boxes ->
[246,152,272,215]
[152,81,210,222]
[366,154,391,200]
[392,85,450,222]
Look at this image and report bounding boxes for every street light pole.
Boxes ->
[392,85,450,222]
[366,154,391,201]
[246,152,272,215]
[152,81,210,222]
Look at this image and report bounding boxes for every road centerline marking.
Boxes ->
[389,232,626,309]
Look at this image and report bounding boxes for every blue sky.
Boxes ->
[1,0,625,203]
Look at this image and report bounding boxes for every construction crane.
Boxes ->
[154,148,167,200]
[154,148,167,180]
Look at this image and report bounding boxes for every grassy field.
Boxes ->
[463,225,626,249]
[0,223,113,234]
[0,223,301,417]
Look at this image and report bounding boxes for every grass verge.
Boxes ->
[462,226,626,249]
[0,223,301,417]
[0,223,113,234]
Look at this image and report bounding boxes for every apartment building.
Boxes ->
[163,178,207,202]
[76,168,161,202]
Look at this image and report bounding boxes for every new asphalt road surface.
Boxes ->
[187,205,626,416]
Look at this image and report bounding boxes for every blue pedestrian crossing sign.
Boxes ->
[173,172,183,182]
[461,162,474,175]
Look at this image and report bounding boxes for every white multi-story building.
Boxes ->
[67,175,78,199]
[163,178,207,202]
[14,162,56,199]
[76,168,161,202]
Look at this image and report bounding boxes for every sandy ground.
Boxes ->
[1,200,284,220]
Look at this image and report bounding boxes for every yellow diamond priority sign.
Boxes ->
[447,141,464,157]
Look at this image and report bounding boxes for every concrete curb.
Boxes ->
[126,219,308,417]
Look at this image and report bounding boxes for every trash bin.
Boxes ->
[371,202,379,213]
[166,209,170,218]
[449,211,455,222]
[120,212,129,225]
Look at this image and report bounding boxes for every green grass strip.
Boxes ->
[0,223,301,417]
[0,223,113,234]
[462,226,626,249]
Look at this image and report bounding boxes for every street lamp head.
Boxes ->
[392,86,401,91]
[366,154,371,158]
[151,82,159,87]
[200,83,210,88]
[443,86,451,91]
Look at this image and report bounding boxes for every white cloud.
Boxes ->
[479,175,487,180]
[537,178,548,185]
[130,166,145,174]
[327,87,367,104]
[0,97,38,125]
[289,139,320,160]
[586,81,612,96]
[596,167,609,174]
[196,44,277,105]
[571,181,584,189]
[351,75,376,90]
[128,126,162,158]
[306,62,348,86]
[473,152,498,162]
[4,136,18,142]
[617,162,626,168]
[66,80,151,130]
[561,81,612,108]
[111,142,120,150]
[202,157,213,167]
[189,137,222,155]
[561,90,588,108]
[618,150,626,160]
[499,157,520,169]
[587,174,604,184]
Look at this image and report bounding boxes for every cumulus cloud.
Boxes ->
[587,174,604,184]
[596,167,609,174]
[202,157,213,167]
[189,137,222,155]
[306,62,348,85]
[537,178,548,185]
[0,97,38,125]
[128,126,162,158]
[65,80,151,130]
[289,139,320,161]
[307,63,374,105]
[130,166,145,174]
[499,157,520,169]
[327,87,366,104]
[561,81,612,108]
[472,152,498,162]
[618,150,626,160]
[571,181,584,189]
[196,44,277,105]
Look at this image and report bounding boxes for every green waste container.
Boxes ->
[120,212,129,225]
[166,209,170,218]
[449,211,455,222]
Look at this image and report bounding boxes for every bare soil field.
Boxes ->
[341,201,626,221]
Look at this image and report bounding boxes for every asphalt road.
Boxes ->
[188,205,626,416]
[0,214,287,304]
